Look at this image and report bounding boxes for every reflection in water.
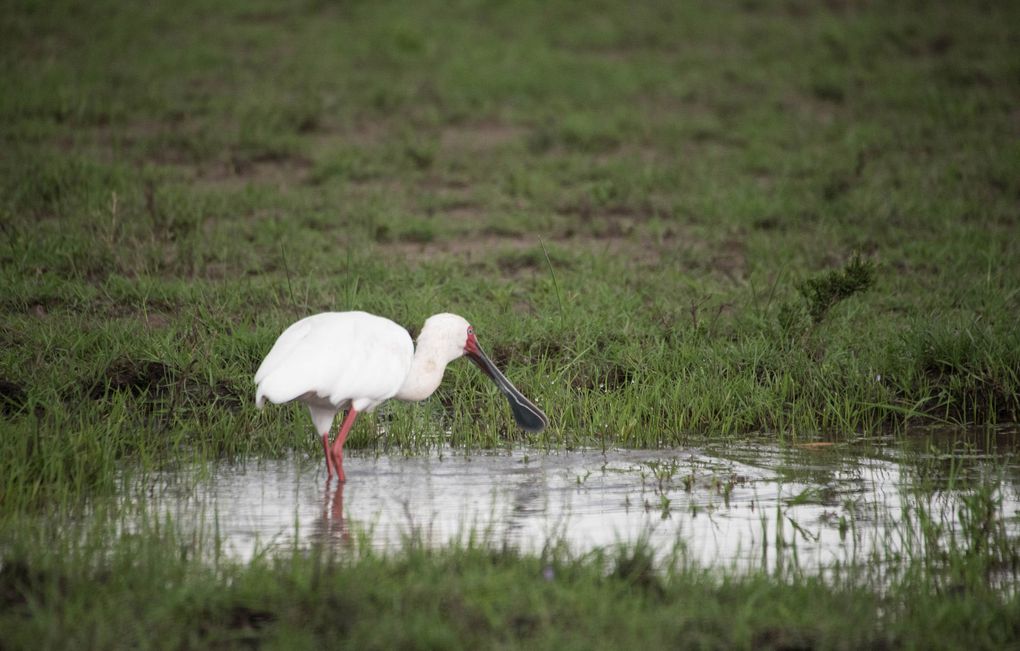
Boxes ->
[121,434,1020,572]
[312,480,350,546]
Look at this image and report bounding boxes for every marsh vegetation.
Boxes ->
[2,0,1019,647]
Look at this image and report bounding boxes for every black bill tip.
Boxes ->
[505,388,549,433]
[466,343,549,433]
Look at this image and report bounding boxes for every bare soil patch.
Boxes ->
[194,153,313,189]
[440,123,527,152]
[382,232,666,272]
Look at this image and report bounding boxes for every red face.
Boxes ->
[464,325,479,354]
[460,322,548,433]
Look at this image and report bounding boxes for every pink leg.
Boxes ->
[330,408,359,483]
[321,431,337,478]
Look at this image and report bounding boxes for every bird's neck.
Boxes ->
[394,342,449,402]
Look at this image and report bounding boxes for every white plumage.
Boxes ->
[254,310,548,483]
[255,312,413,414]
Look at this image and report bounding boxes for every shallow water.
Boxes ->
[118,429,1020,571]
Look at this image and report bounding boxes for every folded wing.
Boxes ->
[254,312,414,412]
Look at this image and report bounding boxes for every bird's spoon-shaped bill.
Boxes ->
[465,336,548,432]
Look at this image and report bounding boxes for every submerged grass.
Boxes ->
[2,431,1018,648]
[1,477,1018,651]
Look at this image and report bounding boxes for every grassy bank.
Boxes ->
[2,0,1019,468]
[3,548,1014,650]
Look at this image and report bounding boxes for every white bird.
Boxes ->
[254,311,548,482]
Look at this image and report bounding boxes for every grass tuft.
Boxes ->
[798,254,876,324]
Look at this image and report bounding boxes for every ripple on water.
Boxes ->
[120,433,1020,572]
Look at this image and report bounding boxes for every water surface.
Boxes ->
[123,430,1020,571]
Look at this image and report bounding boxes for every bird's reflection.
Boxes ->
[310,478,351,545]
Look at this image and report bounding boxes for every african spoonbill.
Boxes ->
[255,312,548,481]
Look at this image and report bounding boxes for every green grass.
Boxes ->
[2,0,1020,646]
[2,1,1019,467]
